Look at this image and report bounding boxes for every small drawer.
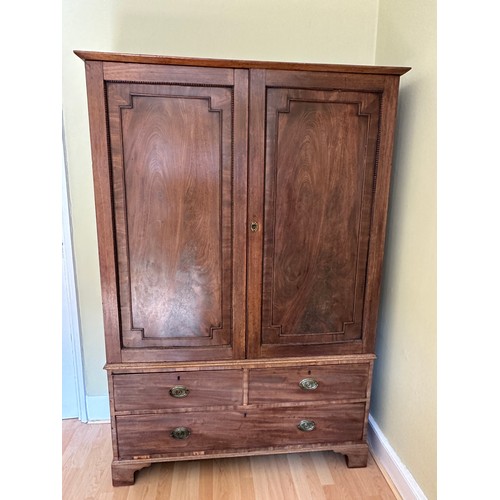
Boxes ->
[113,370,243,411]
[115,403,365,459]
[116,410,247,458]
[245,403,366,448]
[248,364,370,404]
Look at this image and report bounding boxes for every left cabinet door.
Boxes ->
[85,62,248,363]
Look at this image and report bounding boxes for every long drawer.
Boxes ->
[116,403,365,459]
[113,370,243,411]
[248,364,370,404]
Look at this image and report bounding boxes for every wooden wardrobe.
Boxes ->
[76,50,410,486]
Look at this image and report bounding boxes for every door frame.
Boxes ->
[62,134,88,422]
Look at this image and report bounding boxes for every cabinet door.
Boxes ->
[103,65,248,362]
[247,70,390,358]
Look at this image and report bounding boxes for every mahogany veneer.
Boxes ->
[76,50,409,486]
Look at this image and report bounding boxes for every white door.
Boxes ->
[62,243,79,418]
[62,143,87,420]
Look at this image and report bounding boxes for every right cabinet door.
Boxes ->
[247,69,385,358]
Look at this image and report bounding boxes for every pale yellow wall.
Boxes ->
[62,0,380,396]
[370,1,437,499]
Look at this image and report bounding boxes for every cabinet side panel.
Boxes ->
[361,77,401,352]
[83,61,121,363]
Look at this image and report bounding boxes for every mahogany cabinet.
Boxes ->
[76,50,410,486]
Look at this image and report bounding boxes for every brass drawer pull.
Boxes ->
[297,419,316,432]
[170,426,191,440]
[299,378,319,391]
[169,385,190,398]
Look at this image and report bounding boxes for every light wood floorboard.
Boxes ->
[62,419,400,500]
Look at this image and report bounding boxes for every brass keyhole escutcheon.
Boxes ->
[250,221,259,232]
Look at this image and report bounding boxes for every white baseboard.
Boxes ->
[367,414,427,500]
[85,395,111,422]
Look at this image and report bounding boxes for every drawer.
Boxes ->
[116,410,246,457]
[243,403,366,449]
[248,364,370,404]
[115,403,365,459]
[113,370,243,411]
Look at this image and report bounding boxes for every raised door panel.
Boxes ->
[247,70,382,358]
[105,68,248,362]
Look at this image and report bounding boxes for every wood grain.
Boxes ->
[82,60,122,363]
[63,419,400,499]
[105,353,376,373]
[103,74,242,362]
[115,403,365,459]
[79,51,409,488]
[246,68,266,360]
[360,76,402,353]
[107,83,231,347]
[248,363,370,404]
[75,49,410,76]
[261,89,380,354]
[113,370,244,411]
[123,95,223,340]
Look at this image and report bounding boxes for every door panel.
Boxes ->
[106,68,247,361]
[248,71,381,358]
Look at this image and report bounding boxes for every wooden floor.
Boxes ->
[62,419,400,500]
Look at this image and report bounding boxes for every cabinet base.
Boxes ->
[111,443,369,486]
[111,462,152,486]
[344,445,369,468]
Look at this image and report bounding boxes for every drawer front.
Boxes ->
[116,410,246,458]
[248,364,370,404]
[116,403,365,459]
[113,370,243,411]
[243,403,365,449]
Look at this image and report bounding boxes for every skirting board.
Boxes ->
[85,395,111,423]
[367,414,427,500]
